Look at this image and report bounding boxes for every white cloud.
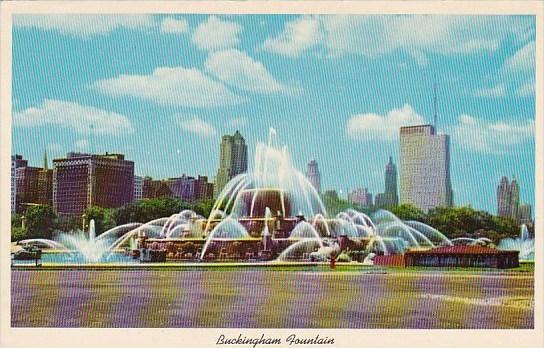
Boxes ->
[450,114,534,154]
[13,99,133,135]
[92,66,245,107]
[175,115,216,137]
[516,80,535,97]
[160,17,189,34]
[13,14,155,37]
[347,104,425,141]
[205,49,290,93]
[474,83,506,98]
[192,16,242,51]
[262,16,322,57]
[503,41,535,73]
[263,15,533,62]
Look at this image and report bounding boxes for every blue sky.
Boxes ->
[11,14,536,214]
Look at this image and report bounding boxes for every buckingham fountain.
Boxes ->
[11,129,534,266]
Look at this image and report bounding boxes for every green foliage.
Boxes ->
[388,204,426,221]
[24,205,57,239]
[11,213,22,228]
[11,226,27,242]
[84,206,116,236]
[336,252,352,263]
[321,191,355,216]
[56,216,81,232]
[426,206,519,243]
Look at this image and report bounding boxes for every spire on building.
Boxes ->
[43,149,48,170]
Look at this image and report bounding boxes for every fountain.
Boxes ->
[498,224,534,261]
[11,128,525,267]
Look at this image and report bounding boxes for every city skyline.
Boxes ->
[11,14,536,213]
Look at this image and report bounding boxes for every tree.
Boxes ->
[84,206,116,236]
[321,191,354,216]
[11,226,27,242]
[24,205,57,239]
[388,204,426,221]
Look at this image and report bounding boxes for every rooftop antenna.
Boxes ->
[90,124,95,154]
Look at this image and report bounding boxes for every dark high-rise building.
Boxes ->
[375,156,399,208]
[16,166,41,212]
[497,176,521,222]
[53,152,134,216]
[214,130,248,196]
[400,125,453,211]
[306,159,321,193]
[11,155,27,213]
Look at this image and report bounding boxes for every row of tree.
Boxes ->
[321,191,524,243]
[11,194,524,245]
[11,198,214,242]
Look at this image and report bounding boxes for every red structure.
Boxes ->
[404,245,519,269]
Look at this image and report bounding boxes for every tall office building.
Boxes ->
[375,156,399,208]
[497,176,521,221]
[16,166,41,212]
[11,156,16,213]
[214,130,248,196]
[348,187,373,207]
[306,159,321,193]
[399,125,453,212]
[53,152,134,216]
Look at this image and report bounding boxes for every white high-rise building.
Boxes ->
[399,125,453,212]
[133,175,144,201]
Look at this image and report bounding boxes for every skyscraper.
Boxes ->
[375,156,399,208]
[306,159,321,193]
[497,176,521,221]
[399,125,453,212]
[214,130,248,196]
[53,152,134,216]
[11,156,16,213]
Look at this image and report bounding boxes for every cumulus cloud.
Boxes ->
[263,15,533,63]
[13,99,133,135]
[473,83,506,98]
[503,41,535,73]
[515,80,535,97]
[160,17,189,34]
[450,114,534,154]
[262,16,322,57]
[205,49,290,93]
[192,16,242,51]
[13,14,155,37]
[92,66,245,107]
[175,115,216,137]
[347,104,425,141]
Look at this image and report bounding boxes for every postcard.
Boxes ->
[1,1,542,348]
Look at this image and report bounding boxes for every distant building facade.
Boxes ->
[306,159,321,193]
[133,175,144,201]
[143,177,173,199]
[16,166,41,212]
[399,125,453,212]
[11,156,17,213]
[518,204,532,225]
[375,156,399,208]
[497,176,528,223]
[53,152,134,216]
[214,131,248,196]
[168,175,214,202]
[348,187,373,207]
